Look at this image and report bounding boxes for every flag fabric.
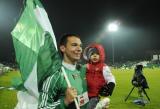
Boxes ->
[11,0,61,108]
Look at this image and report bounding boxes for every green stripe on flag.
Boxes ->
[37,32,61,90]
[13,37,37,82]
[11,0,62,96]
[11,0,43,82]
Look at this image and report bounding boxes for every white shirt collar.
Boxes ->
[62,61,76,71]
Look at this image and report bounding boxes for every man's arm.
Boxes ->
[38,72,77,109]
[38,72,66,109]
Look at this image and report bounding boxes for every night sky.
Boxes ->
[0,0,160,64]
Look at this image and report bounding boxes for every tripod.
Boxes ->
[125,86,150,104]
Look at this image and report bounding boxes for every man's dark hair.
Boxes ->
[59,33,80,46]
[59,33,81,56]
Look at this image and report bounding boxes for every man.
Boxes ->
[38,34,89,109]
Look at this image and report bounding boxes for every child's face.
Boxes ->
[90,53,100,63]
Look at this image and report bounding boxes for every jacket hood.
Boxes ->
[83,43,105,63]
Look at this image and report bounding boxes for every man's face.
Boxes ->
[60,36,82,64]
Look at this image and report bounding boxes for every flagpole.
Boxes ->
[61,67,80,109]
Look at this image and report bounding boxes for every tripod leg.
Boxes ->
[137,87,145,106]
[125,87,135,102]
[142,88,150,101]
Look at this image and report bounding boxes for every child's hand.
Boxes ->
[95,96,110,109]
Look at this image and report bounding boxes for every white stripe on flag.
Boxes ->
[34,5,57,50]
[24,62,39,98]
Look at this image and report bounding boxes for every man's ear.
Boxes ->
[60,45,65,52]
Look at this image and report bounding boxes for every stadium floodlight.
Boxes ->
[106,21,120,64]
[107,23,118,32]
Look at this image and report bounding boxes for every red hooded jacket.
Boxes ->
[86,43,107,98]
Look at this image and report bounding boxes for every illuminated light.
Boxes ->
[107,22,119,32]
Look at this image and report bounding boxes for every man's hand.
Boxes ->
[64,87,77,105]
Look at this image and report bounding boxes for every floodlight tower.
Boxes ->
[106,21,119,65]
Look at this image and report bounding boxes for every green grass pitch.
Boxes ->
[0,68,159,109]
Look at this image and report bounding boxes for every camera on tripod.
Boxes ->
[125,65,150,106]
[132,65,149,89]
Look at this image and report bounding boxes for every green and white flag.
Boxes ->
[11,0,61,98]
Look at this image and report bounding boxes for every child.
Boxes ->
[83,43,116,109]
